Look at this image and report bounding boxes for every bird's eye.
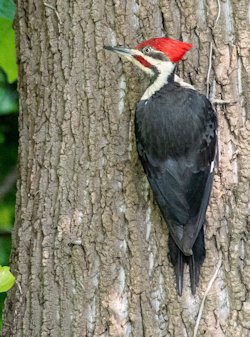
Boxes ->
[143,46,152,54]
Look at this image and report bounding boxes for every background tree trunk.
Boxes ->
[2,0,250,336]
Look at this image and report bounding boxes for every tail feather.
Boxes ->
[177,248,184,295]
[168,227,205,295]
[168,235,185,296]
[189,254,197,294]
[189,227,206,294]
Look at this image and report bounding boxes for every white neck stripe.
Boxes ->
[141,61,175,100]
[122,50,194,100]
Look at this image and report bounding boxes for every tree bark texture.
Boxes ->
[2,0,250,336]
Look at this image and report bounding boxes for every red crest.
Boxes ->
[136,38,192,63]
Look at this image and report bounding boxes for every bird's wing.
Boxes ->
[136,104,217,255]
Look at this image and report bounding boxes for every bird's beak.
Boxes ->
[104,45,133,58]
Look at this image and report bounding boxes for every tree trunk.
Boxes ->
[3,0,250,336]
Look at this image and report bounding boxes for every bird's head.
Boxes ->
[104,37,192,79]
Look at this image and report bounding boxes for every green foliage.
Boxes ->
[0,0,15,20]
[0,16,17,83]
[0,112,17,244]
[0,236,11,267]
[0,265,15,334]
[0,2,18,332]
[0,68,18,115]
[0,266,15,293]
[0,235,11,333]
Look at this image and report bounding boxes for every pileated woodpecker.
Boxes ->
[105,38,217,295]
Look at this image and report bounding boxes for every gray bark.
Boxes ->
[2,0,250,336]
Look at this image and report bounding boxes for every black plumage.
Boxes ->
[135,81,217,295]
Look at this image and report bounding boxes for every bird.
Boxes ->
[104,37,217,295]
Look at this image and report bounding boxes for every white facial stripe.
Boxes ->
[130,57,154,75]
[124,49,194,100]
[130,49,155,75]
[140,54,166,66]
[141,61,175,100]
[126,49,175,100]
[130,50,169,71]
[121,50,154,76]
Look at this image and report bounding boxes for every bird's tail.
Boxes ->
[168,228,205,296]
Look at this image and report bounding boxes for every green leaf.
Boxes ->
[0,68,18,115]
[0,266,15,292]
[0,86,18,114]
[0,18,17,83]
[0,0,16,20]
